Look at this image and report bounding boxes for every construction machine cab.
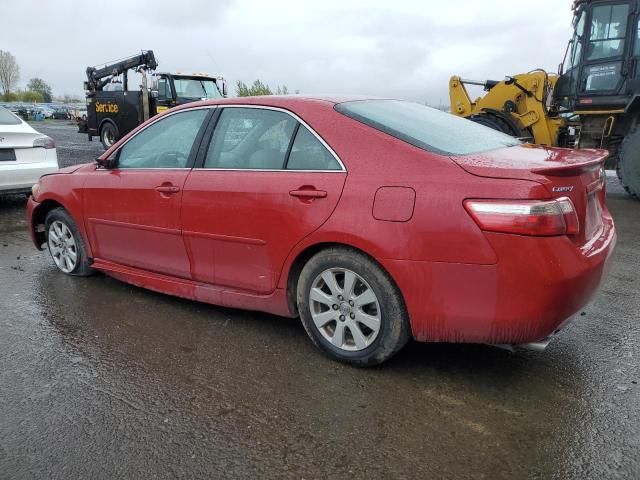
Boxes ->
[555,0,640,112]
[449,0,640,198]
[152,73,226,112]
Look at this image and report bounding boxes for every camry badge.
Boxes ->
[552,186,574,192]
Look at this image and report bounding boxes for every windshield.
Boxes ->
[173,77,222,100]
[0,106,21,125]
[335,100,521,156]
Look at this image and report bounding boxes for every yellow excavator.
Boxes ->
[449,0,640,198]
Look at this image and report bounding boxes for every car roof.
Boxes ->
[172,94,393,113]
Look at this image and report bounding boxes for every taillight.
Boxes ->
[464,197,579,236]
[33,136,55,149]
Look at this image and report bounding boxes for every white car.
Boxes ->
[36,106,55,119]
[70,105,87,120]
[0,106,58,195]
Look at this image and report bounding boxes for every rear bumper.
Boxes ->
[385,210,617,344]
[0,148,58,192]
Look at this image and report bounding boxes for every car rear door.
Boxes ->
[83,107,211,278]
[181,106,346,293]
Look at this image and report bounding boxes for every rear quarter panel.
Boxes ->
[277,105,551,279]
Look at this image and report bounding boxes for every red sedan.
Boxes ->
[26,96,616,365]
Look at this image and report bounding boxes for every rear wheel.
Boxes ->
[45,208,93,276]
[296,247,411,366]
[617,129,640,199]
[100,122,118,149]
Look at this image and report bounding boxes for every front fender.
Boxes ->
[30,168,93,258]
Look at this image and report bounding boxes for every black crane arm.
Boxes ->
[85,50,158,92]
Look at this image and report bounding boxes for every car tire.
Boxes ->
[297,247,411,366]
[100,122,117,149]
[45,208,93,276]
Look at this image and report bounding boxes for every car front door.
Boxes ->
[181,106,347,293]
[83,107,211,278]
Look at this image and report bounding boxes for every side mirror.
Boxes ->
[96,155,117,169]
[222,81,228,97]
[151,90,159,98]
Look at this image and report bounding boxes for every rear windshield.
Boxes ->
[0,106,21,125]
[334,100,520,155]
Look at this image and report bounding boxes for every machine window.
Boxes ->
[204,108,297,169]
[587,4,629,60]
[568,10,586,70]
[156,78,172,100]
[286,126,341,170]
[584,62,623,92]
[117,109,208,169]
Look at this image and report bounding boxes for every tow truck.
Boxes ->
[81,50,227,148]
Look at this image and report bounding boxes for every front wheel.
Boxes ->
[45,208,93,276]
[297,247,411,366]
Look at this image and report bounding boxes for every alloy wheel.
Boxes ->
[48,220,78,273]
[309,268,381,351]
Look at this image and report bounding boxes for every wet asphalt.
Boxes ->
[0,122,639,479]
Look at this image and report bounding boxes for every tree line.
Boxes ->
[235,79,296,97]
[0,50,55,102]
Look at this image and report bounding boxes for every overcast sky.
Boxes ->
[0,0,574,104]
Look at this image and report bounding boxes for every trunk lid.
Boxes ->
[0,122,44,148]
[451,144,608,244]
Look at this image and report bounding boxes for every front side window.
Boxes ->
[117,109,208,169]
[205,108,296,169]
[587,4,629,60]
[336,100,520,156]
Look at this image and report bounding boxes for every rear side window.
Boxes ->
[0,107,21,125]
[205,108,297,169]
[287,126,341,170]
[335,100,520,156]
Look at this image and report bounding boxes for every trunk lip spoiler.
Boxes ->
[530,152,608,176]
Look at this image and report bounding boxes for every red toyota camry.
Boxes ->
[26,96,616,365]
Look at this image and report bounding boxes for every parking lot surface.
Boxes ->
[1,123,639,479]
